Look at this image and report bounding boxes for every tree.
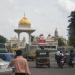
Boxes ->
[68,11,75,47]
[58,38,65,46]
[0,35,7,43]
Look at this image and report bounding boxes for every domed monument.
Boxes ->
[14,14,35,48]
[19,15,31,28]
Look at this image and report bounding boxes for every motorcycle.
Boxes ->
[58,57,64,68]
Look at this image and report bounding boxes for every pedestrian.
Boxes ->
[8,49,31,75]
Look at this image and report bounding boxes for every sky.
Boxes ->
[0,0,75,41]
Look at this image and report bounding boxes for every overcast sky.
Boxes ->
[0,0,75,40]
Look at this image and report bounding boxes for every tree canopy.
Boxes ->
[68,11,75,47]
[0,35,7,43]
[58,38,65,46]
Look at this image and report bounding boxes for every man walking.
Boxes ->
[9,50,31,75]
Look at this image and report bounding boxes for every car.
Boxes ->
[0,53,14,74]
[0,43,8,53]
[35,50,50,68]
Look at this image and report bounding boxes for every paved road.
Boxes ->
[1,61,75,75]
[30,61,75,75]
[0,72,13,75]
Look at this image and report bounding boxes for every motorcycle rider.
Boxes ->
[68,49,75,68]
[55,50,64,68]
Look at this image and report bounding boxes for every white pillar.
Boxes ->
[17,32,20,48]
[29,33,31,46]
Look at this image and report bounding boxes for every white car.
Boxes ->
[0,53,14,74]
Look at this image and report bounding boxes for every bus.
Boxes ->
[38,45,57,52]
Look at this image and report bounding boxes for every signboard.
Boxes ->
[37,34,46,46]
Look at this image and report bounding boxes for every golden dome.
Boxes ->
[19,16,31,26]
